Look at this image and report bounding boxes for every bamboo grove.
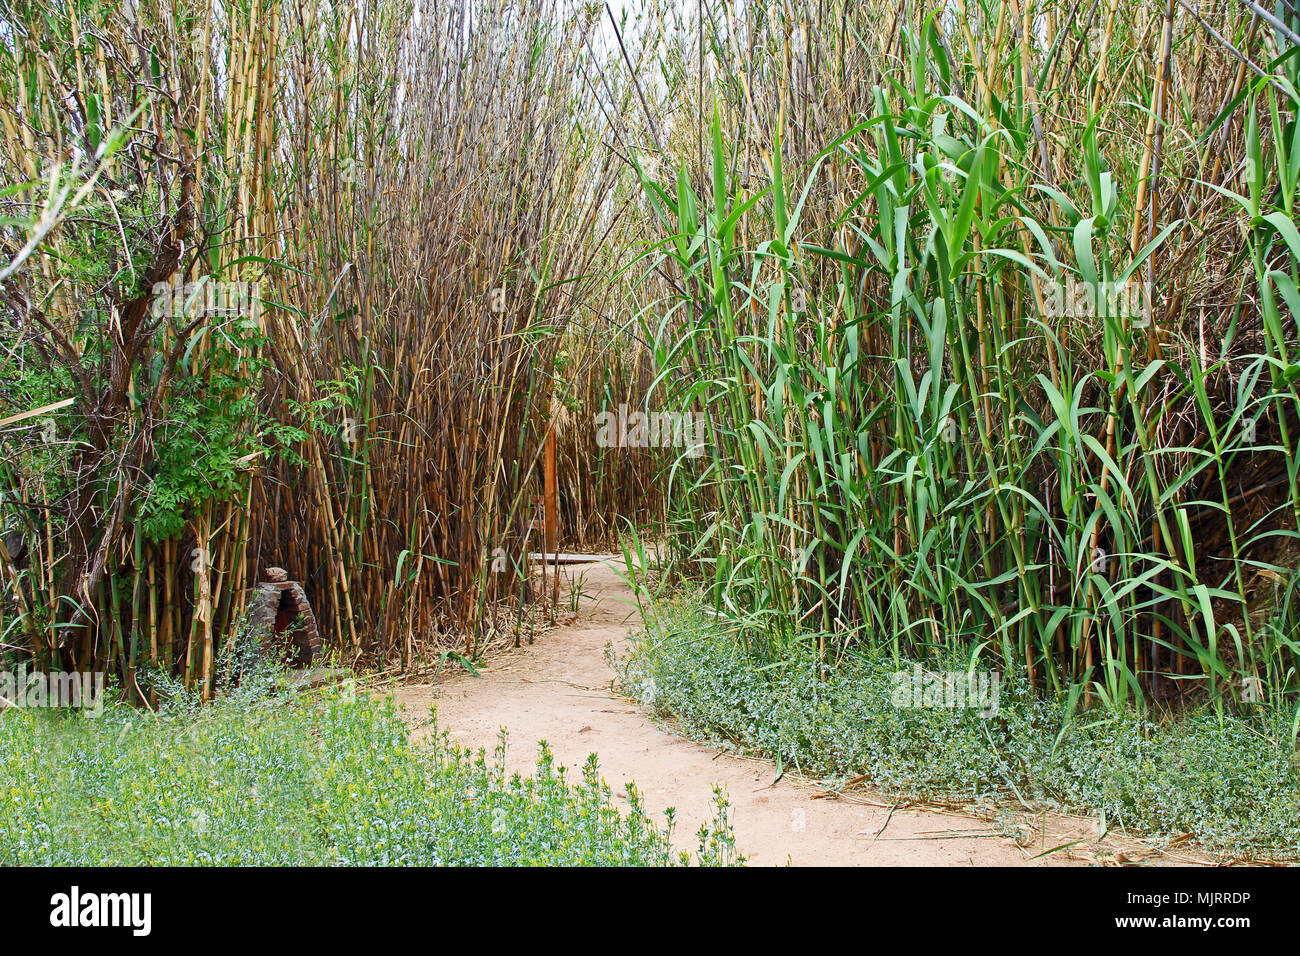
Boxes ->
[1,0,1299,715]
[0,0,654,695]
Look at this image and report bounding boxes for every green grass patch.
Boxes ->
[0,681,739,866]
[614,596,1300,861]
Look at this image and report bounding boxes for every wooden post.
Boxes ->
[544,424,559,616]
[544,425,558,557]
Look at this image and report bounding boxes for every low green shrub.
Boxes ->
[614,597,1300,860]
[0,683,739,866]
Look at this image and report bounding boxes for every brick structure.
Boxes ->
[247,575,322,667]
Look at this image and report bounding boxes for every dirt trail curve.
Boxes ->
[392,560,1181,866]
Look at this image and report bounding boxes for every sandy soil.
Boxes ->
[390,560,1199,867]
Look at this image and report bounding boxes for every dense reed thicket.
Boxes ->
[2,0,1299,720]
[614,0,1300,714]
[0,0,661,692]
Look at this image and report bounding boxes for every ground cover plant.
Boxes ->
[0,675,740,866]
[615,596,1300,860]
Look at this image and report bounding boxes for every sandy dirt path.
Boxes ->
[391,560,1181,866]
